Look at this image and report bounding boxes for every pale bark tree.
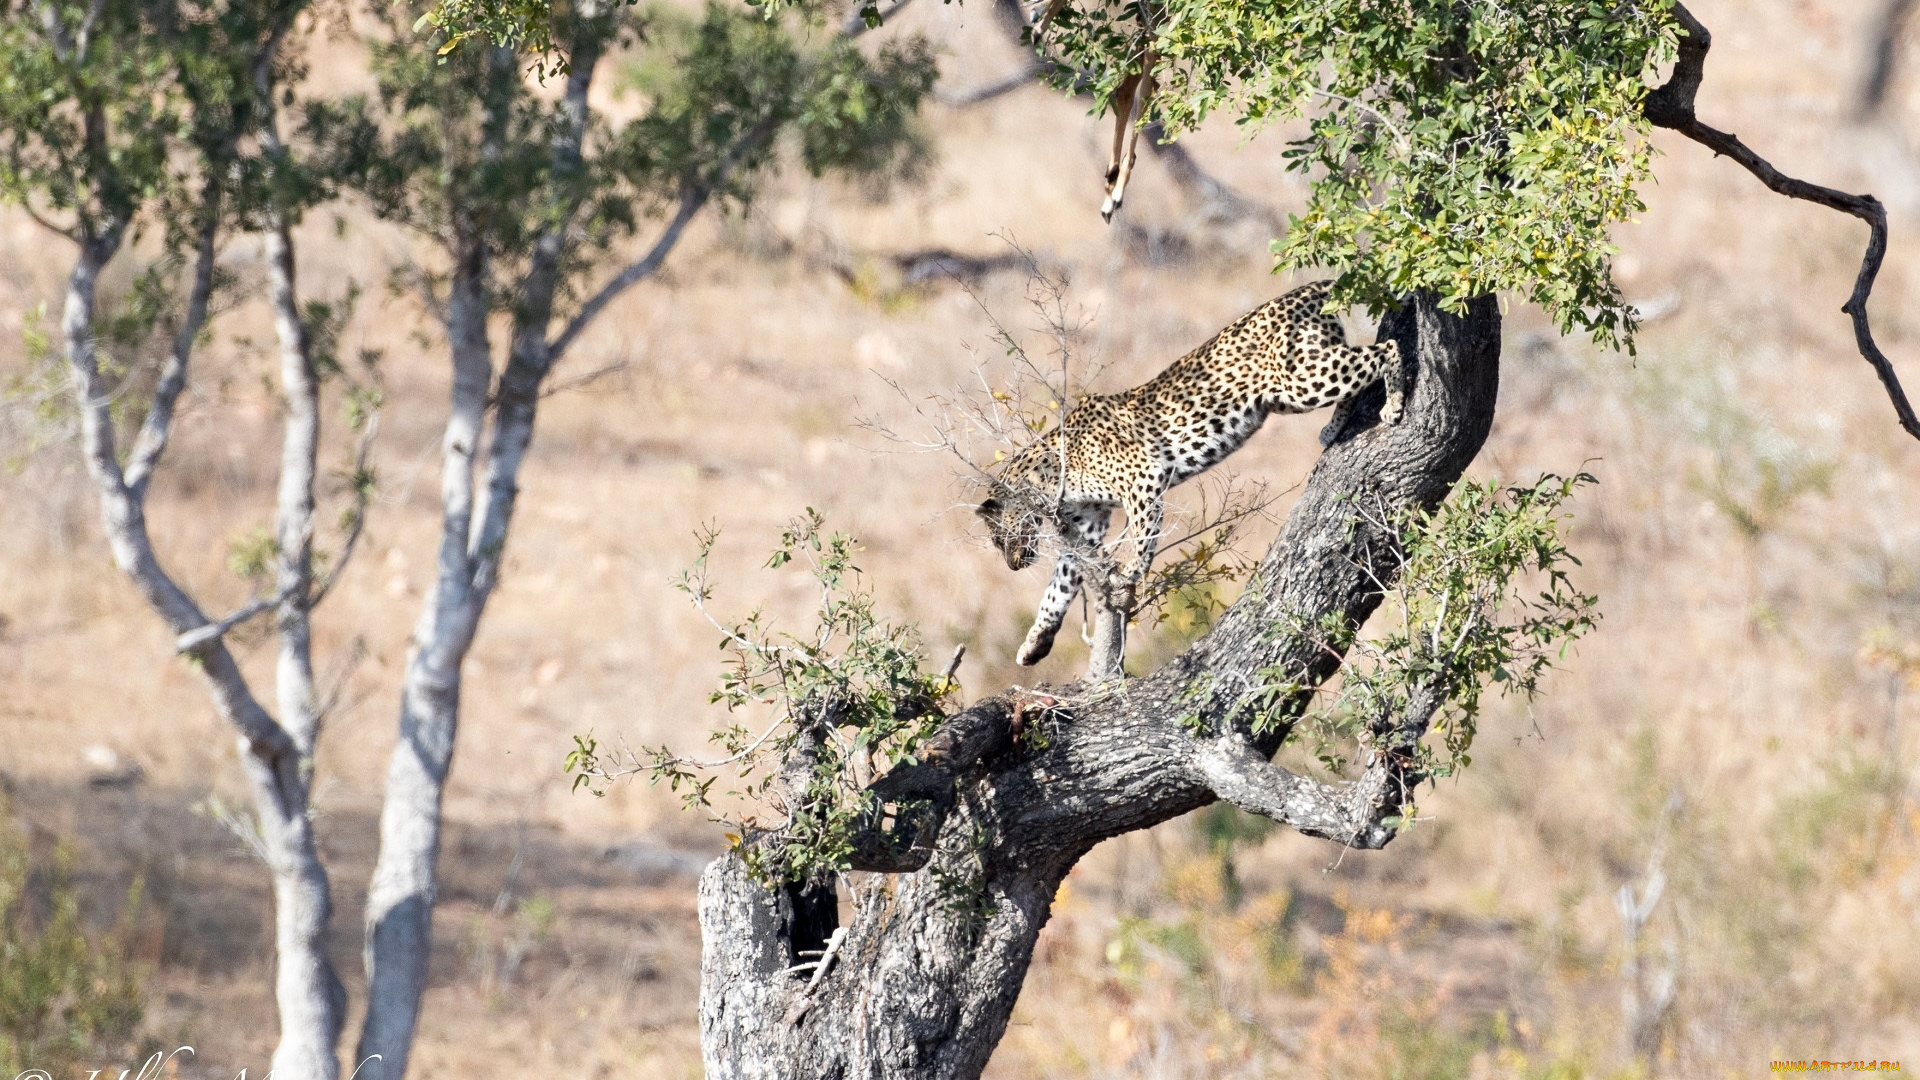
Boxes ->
[335,5,931,1070]
[12,2,355,1075]
[11,0,932,1074]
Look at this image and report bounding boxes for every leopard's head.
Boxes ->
[977,485,1041,571]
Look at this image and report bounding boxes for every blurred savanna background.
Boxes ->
[3,0,1920,1075]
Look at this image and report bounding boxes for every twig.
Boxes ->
[538,359,631,398]
[19,200,77,241]
[1648,3,1920,443]
[175,591,289,654]
[781,924,850,1026]
[309,411,380,610]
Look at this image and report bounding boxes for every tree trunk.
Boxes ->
[356,232,491,1080]
[698,291,1501,1078]
[263,212,349,1080]
[357,32,600,1074]
[63,214,348,1079]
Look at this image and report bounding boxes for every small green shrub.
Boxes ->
[1250,473,1600,787]
[567,509,953,885]
[0,803,146,1077]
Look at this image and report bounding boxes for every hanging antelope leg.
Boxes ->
[1101,59,1155,223]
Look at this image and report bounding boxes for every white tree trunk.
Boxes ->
[61,213,348,1079]
[264,212,349,1080]
[356,34,605,1072]
[356,234,491,1078]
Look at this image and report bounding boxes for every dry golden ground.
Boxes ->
[4,0,1920,1075]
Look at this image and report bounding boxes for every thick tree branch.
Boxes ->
[1192,733,1398,847]
[1648,3,1920,443]
[1192,680,1442,850]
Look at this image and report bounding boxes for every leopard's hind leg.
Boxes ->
[1375,339,1407,426]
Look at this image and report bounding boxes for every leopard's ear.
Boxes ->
[977,497,1000,519]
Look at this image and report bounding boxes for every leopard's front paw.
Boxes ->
[1016,626,1057,666]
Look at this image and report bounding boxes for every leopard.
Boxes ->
[977,279,1406,667]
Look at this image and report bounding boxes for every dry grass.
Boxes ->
[3,0,1920,1075]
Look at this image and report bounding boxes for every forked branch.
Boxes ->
[1648,2,1920,442]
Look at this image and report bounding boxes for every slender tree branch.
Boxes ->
[548,115,776,363]
[309,412,380,610]
[1648,2,1920,443]
[174,590,287,653]
[20,200,77,241]
[547,185,703,361]
[126,187,223,502]
[394,257,451,328]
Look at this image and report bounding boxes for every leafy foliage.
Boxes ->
[434,0,1682,348]
[567,511,953,885]
[0,0,316,245]
[1275,474,1599,781]
[414,0,586,70]
[0,0,176,241]
[307,1,931,330]
[1039,1,1677,347]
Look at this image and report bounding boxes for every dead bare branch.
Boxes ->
[1649,2,1920,443]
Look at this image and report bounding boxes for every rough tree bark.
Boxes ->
[698,290,1500,1078]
